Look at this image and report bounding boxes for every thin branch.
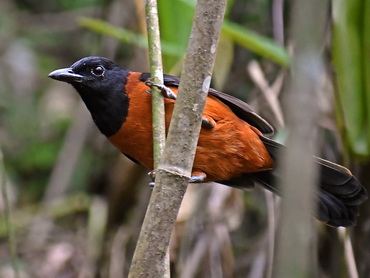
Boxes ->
[144,0,168,275]
[338,228,359,278]
[264,190,276,278]
[272,0,285,45]
[128,0,227,276]
[247,60,285,128]
[145,0,166,168]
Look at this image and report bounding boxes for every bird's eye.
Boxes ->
[91,66,105,77]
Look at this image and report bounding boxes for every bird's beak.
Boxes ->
[48,68,85,83]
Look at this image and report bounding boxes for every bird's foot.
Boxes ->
[145,80,177,100]
[189,172,207,183]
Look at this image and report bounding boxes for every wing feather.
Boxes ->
[140,73,274,135]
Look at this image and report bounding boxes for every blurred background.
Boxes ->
[0,0,369,277]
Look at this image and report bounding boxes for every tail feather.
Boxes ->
[317,158,366,204]
[317,191,358,227]
[223,136,367,227]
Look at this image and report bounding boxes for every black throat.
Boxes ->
[73,70,130,137]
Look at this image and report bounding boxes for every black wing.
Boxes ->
[140,73,274,136]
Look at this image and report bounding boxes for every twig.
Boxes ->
[338,227,359,278]
[272,0,285,45]
[264,190,276,278]
[247,60,284,278]
[178,184,237,277]
[128,0,227,276]
[247,60,285,128]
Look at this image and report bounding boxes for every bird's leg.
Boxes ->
[145,80,177,100]
[146,80,215,130]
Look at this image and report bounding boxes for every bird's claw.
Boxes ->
[149,181,155,190]
[145,80,214,130]
[145,80,177,100]
[189,173,207,183]
[148,169,156,180]
[148,170,157,189]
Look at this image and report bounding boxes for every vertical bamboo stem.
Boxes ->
[274,0,328,277]
[128,0,227,277]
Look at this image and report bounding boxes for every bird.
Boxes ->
[49,56,367,227]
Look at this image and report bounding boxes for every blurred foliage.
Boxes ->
[157,0,194,70]
[0,0,369,277]
[80,0,288,80]
[333,0,369,157]
[79,17,184,57]
[222,20,289,66]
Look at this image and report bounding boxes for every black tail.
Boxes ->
[225,136,368,227]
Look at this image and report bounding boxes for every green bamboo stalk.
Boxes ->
[143,0,169,275]
[274,0,328,277]
[128,0,227,276]
[145,0,166,168]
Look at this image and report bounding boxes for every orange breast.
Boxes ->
[108,72,273,182]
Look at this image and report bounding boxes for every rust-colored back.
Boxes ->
[108,72,273,182]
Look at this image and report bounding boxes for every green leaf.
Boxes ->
[178,0,289,66]
[364,0,370,149]
[79,17,183,57]
[213,35,234,90]
[222,20,290,67]
[157,0,194,71]
[332,0,368,156]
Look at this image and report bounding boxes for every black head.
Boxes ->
[48,56,130,136]
[49,56,125,91]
